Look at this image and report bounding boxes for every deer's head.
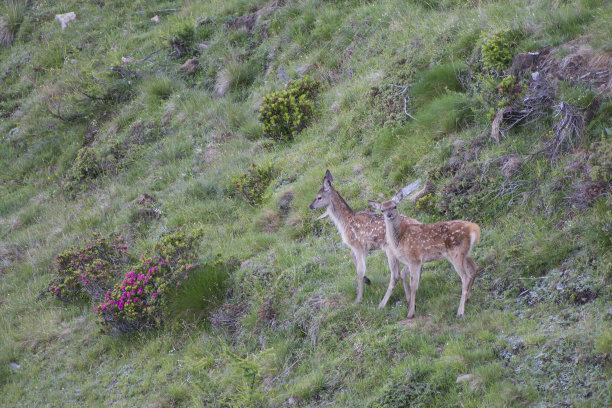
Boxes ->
[368,180,421,221]
[309,170,334,211]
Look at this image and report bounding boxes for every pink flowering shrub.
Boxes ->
[49,234,129,302]
[95,230,203,333]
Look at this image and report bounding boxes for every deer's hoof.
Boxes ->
[456,313,464,319]
[363,276,371,285]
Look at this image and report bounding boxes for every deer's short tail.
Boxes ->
[468,224,480,256]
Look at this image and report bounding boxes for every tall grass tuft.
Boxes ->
[0,0,27,47]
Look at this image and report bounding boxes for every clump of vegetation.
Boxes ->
[373,367,442,408]
[95,230,203,333]
[258,76,319,141]
[415,193,441,215]
[64,146,102,193]
[480,29,522,72]
[49,235,129,302]
[0,0,27,47]
[589,140,612,183]
[165,21,197,59]
[233,162,274,206]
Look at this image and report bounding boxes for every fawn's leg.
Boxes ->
[354,250,367,303]
[379,252,400,309]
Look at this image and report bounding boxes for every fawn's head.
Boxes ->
[309,170,335,211]
[369,194,402,221]
[368,180,421,221]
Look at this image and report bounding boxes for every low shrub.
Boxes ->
[49,235,129,302]
[258,76,319,141]
[589,141,612,183]
[165,20,197,59]
[95,230,203,333]
[233,162,274,206]
[415,193,441,215]
[65,146,101,188]
[480,29,522,73]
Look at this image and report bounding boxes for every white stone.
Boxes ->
[55,12,76,30]
[151,15,160,23]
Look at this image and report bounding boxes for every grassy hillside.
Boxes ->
[1,0,611,406]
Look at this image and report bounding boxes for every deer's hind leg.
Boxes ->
[465,256,478,300]
[407,262,422,319]
[449,255,470,318]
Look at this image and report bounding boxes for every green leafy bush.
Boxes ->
[95,230,203,333]
[258,76,319,141]
[67,146,101,182]
[481,29,522,72]
[49,235,129,302]
[589,141,612,183]
[233,162,274,206]
[415,193,441,215]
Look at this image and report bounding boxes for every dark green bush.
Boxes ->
[49,234,129,302]
[233,162,274,206]
[258,76,319,141]
[64,146,102,192]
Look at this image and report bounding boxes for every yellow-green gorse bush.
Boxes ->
[258,76,319,141]
[481,29,522,72]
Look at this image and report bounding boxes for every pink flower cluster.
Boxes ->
[96,267,156,312]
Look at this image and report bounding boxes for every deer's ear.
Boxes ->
[392,190,405,204]
[323,177,332,191]
[324,169,334,183]
[368,200,381,212]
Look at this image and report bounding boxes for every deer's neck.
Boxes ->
[327,190,353,232]
[384,217,402,249]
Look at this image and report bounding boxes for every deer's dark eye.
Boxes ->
[317,197,322,200]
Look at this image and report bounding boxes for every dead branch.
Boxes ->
[390,84,417,120]
[142,45,169,61]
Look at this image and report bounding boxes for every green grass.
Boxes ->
[0,0,611,406]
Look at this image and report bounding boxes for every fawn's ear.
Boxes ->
[324,169,334,182]
[323,177,332,191]
[368,200,381,212]
[392,190,405,205]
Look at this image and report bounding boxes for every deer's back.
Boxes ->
[398,220,478,260]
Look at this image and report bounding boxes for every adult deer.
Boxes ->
[309,170,420,305]
[369,182,480,318]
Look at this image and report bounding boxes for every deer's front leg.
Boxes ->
[353,250,367,303]
[378,252,400,309]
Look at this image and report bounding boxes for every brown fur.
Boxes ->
[309,171,420,305]
[371,192,480,318]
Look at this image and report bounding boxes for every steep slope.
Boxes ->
[1,0,610,406]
